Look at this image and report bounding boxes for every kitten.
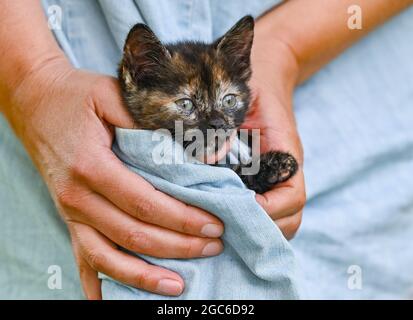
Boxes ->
[118,15,298,194]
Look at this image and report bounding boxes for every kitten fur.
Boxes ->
[118,15,298,193]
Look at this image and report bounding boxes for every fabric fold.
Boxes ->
[100,128,301,299]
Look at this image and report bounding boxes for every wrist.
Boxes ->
[5,54,73,138]
[11,52,71,102]
[250,36,299,115]
[1,47,70,111]
[250,27,299,109]
[253,40,298,82]
[251,19,299,86]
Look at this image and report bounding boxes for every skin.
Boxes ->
[0,0,412,299]
[248,0,413,238]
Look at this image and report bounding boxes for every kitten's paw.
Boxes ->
[240,151,298,194]
[264,152,298,184]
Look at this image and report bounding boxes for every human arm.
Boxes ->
[249,0,413,238]
[0,1,224,299]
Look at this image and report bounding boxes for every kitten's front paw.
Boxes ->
[241,151,298,194]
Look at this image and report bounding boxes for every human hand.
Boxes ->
[7,59,225,299]
[243,38,306,240]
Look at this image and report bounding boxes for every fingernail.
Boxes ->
[201,224,224,238]
[202,242,223,257]
[156,279,183,296]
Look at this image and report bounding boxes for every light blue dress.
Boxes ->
[0,0,412,299]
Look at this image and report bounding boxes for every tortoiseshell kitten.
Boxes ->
[118,16,298,194]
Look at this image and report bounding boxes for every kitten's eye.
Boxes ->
[222,94,237,109]
[176,98,194,113]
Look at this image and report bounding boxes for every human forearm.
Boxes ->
[246,0,412,236]
[0,0,67,114]
[254,0,413,84]
[0,1,227,299]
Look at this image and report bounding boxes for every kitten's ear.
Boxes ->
[122,23,171,81]
[215,15,254,80]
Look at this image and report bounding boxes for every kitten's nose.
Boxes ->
[208,117,226,129]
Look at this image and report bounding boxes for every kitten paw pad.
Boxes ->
[240,151,298,194]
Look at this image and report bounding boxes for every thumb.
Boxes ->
[93,76,135,129]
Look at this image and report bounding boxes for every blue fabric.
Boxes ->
[292,10,413,298]
[1,0,413,299]
[99,129,300,299]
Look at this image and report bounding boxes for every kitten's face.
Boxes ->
[119,16,254,150]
